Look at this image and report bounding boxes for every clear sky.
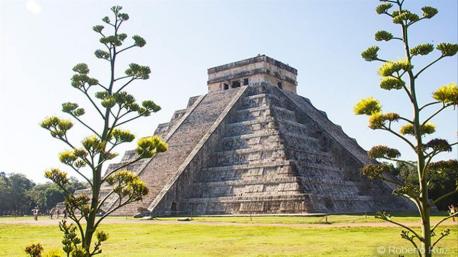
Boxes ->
[0,0,457,183]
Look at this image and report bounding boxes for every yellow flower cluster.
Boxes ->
[433,83,458,105]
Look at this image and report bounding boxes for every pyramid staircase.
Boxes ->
[179,86,311,214]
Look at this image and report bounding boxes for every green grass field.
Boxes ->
[0,215,457,257]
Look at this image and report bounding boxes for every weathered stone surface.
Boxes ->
[97,55,412,216]
[110,88,243,215]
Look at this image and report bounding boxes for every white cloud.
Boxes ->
[25,0,42,15]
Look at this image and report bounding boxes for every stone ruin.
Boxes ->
[98,55,411,216]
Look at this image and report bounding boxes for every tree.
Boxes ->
[0,172,34,215]
[28,183,62,213]
[428,166,458,211]
[38,6,167,256]
[0,172,12,214]
[0,172,85,215]
[395,162,458,211]
[29,183,61,213]
[355,1,458,256]
[28,178,86,213]
[0,173,35,215]
[9,173,35,214]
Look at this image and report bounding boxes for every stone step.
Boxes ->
[191,186,305,199]
[240,94,269,109]
[170,109,187,123]
[233,103,295,122]
[306,194,378,213]
[299,178,368,195]
[236,105,270,113]
[215,145,286,155]
[231,105,271,122]
[288,149,337,163]
[193,173,301,188]
[180,194,311,215]
[227,116,275,127]
[222,130,280,141]
[239,93,281,109]
[154,122,170,138]
[198,160,295,182]
[313,193,374,202]
[225,118,277,136]
[281,131,319,143]
[292,161,341,173]
[184,192,309,204]
[211,146,287,166]
[281,134,321,152]
[220,132,282,151]
[197,166,296,182]
[271,105,297,122]
[190,181,303,198]
[294,168,344,182]
[204,160,293,172]
[120,150,139,162]
[103,159,149,176]
[193,176,300,187]
[97,187,120,212]
[277,119,316,136]
[287,151,336,169]
[186,95,201,108]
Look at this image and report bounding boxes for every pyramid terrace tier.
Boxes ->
[180,194,313,215]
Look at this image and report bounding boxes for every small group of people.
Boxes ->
[50,207,67,219]
[31,207,67,221]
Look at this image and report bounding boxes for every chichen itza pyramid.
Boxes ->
[100,55,411,216]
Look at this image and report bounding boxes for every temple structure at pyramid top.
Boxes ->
[96,55,412,216]
[207,55,298,93]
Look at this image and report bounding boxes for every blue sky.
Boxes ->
[0,0,457,183]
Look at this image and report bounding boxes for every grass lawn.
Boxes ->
[0,215,457,257]
[156,212,455,224]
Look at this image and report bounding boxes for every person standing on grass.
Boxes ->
[49,208,55,219]
[32,208,39,221]
[449,204,457,222]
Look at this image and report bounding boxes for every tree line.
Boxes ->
[0,171,85,215]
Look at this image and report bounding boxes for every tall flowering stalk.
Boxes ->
[38,6,167,256]
[355,1,457,256]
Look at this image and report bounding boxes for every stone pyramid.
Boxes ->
[100,55,411,216]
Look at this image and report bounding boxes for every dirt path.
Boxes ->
[1,217,457,228]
